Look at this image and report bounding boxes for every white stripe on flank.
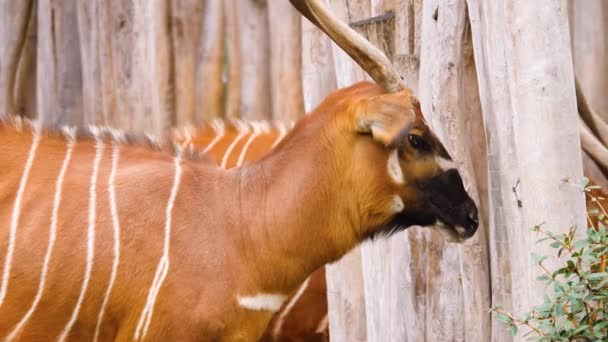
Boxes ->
[58,133,104,342]
[315,314,329,333]
[5,133,75,341]
[236,122,266,167]
[272,276,311,338]
[202,119,225,154]
[271,122,290,148]
[220,121,250,169]
[134,157,183,341]
[0,127,41,307]
[93,143,122,342]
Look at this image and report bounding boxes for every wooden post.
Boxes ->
[0,0,35,117]
[170,0,205,125]
[301,17,337,113]
[418,1,491,341]
[569,0,608,120]
[37,0,84,127]
[235,0,271,120]
[467,1,586,340]
[77,0,174,134]
[196,0,225,122]
[268,1,305,120]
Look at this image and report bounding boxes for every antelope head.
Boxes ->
[290,0,478,243]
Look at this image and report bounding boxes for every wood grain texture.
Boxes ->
[196,0,224,122]
[301,17,337,113]
[418,1,490,341]
[76,0,174,134]
[171,0,205,125]
[0,0,35,117]
[268,1,305,121]
[569,0,608,121]
[235,0,270,120]
[467,1,586,340]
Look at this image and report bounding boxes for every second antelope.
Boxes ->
[0,0,478,341]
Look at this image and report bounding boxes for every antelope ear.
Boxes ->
[355,89,416,146]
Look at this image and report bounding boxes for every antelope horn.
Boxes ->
[289,0,405,93]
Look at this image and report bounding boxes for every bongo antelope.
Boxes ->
[0,0,478,341]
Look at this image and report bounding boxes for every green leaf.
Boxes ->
[495,312,511,324]
[573,239,591,250]
[509,325,518,336]
[581,177,590,188]
[586,272,608,280]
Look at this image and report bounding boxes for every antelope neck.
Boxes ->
[233,126,357,294]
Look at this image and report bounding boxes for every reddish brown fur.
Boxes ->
[0,82,456,341]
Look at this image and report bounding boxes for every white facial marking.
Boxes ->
[5,137,75,341]
[455,226,466,236]
[387,149,404,185]
[427,221,460,243]
[0,127,41,307]
[237,293,288,313]
[93,143,122,342]
[435,156,456,171]
[390,194,404,213]
[134,157,183,341]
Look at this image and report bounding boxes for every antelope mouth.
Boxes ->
[427,201,475,243]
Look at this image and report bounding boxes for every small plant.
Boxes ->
[491,178,608,341]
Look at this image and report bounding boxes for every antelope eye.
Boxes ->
[408,134,430,152]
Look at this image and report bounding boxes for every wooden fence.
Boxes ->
[1,0,607,341]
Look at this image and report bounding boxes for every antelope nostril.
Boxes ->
[466,210,478,230]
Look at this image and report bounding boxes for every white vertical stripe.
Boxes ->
[202,120,225,154]
[134,157,182,341]
[0,128,41,306]
[93,143,121,342]
[236,122,265,167]
[315,314,329,333]
[5,133,75,341]
[271,277,311,339]
[58,135,104,342]
[271,122,290,148]
[220,122,250,169]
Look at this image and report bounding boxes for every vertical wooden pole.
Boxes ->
[301,17,337,113]
[467,1,586,340]
[196,0,225,122]
[235,0,270,120]
[268,1,305,120]
[418,1,491,341]
[37,0,84,127]
[170,0,205,125]
[0,0,35,117]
